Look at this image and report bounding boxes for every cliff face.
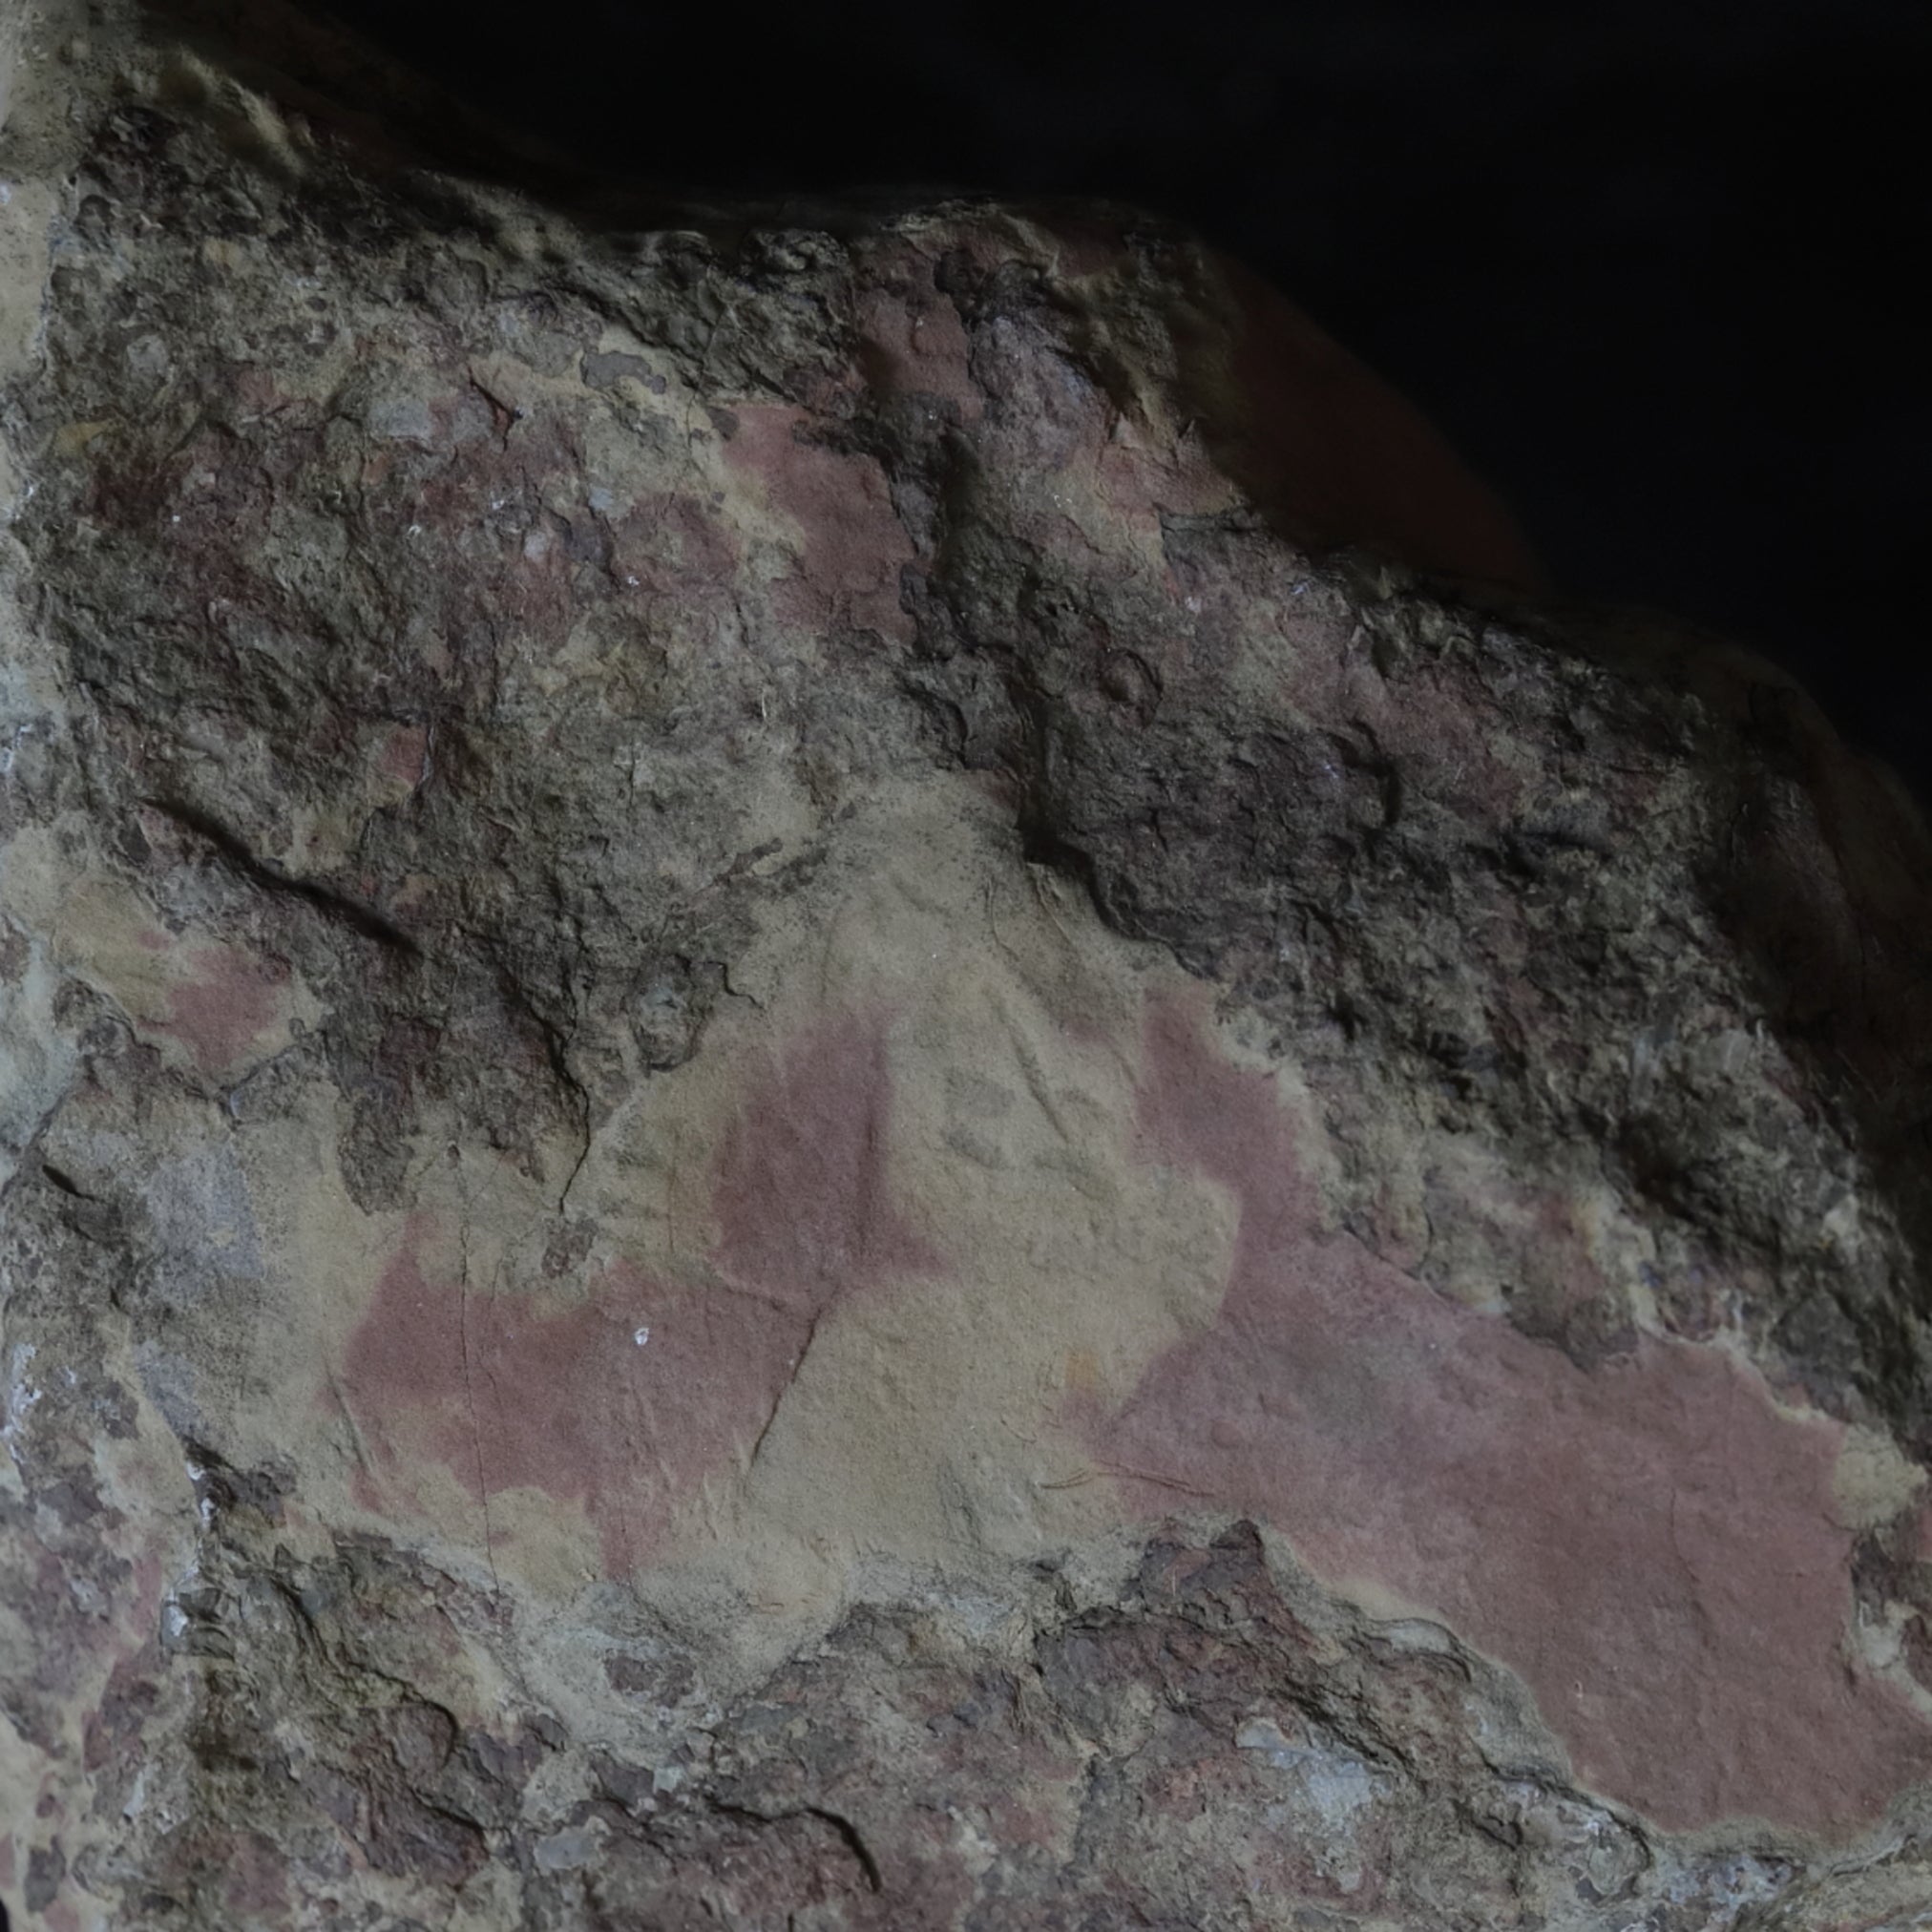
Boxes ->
[4,5,1932,1926]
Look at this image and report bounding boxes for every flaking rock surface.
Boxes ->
[4,3,1932,1926]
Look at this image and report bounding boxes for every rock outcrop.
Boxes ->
[4,3,1932,1925]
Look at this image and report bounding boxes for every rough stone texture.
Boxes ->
[5,4,1932,1927]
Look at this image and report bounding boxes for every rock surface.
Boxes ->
[4,3,1932,1926]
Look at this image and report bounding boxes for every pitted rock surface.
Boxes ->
[4,3,1932,1926]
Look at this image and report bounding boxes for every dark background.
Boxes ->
[312,0,1929,808]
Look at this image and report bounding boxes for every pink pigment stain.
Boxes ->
[340,1011,939,1575]
[610,491,740,604]
[1083,991,1932,1836]
[853,279,979,407]
[220,1832,292,1926]
[722,406,916,645]
[157,945,288,1077]
[1093,428,1229,558]
[711,1010,942,1304]
[342,1216,650,1569]
[376,723,428,790]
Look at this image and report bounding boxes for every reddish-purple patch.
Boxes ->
[397,406,593,649]
[227,365,290,418]
[157,944,289,1076]
[339,1012,939,1572]
[1079,990,1932,1835]
[376,723,429,791]
[722,407,916,644]
[712,1010,942,1306]
[343,1230,803,1574]
[220,1833,292,1925]
[609,491,741,611]
[1094,424,1230,554]
[854,277,978,408]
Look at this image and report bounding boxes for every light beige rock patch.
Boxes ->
[1835,1421,1927,1532]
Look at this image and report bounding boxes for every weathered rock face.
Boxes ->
[4,3,1932,1925]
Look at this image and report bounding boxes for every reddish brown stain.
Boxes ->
[220,1832,292,1925]
[1082,990,1932,1835]
[158,944,287,1076]
[854,277,978,406]
[610,491,741,606]
[401,407,589,647]
[712,1010,941,1307]
[347,1462,386,1517]
[376,723,428,790]
[340,1012,938,1573]
[723,407,916,644]
[227,365,287,417]
[342,1214,679,1573]
[1093,425,1229,552]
